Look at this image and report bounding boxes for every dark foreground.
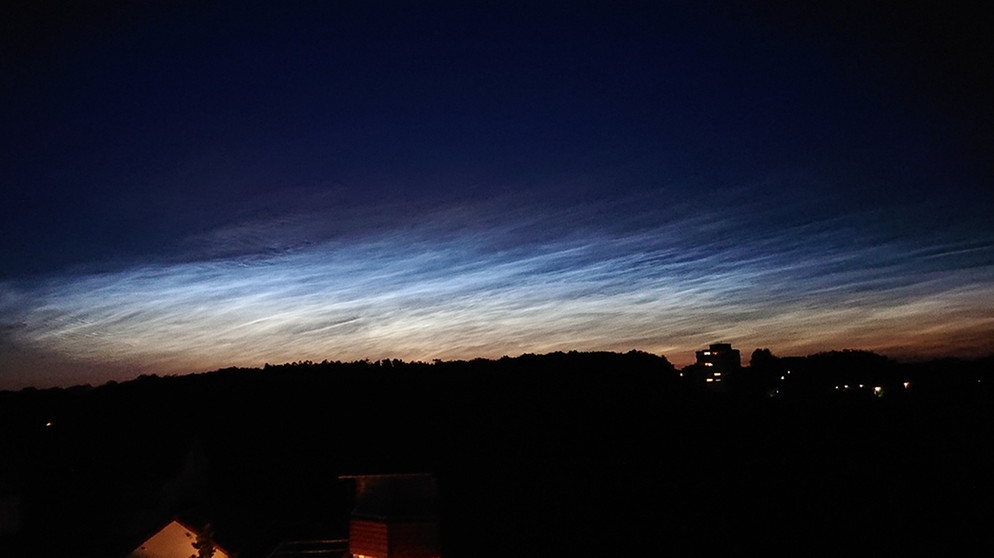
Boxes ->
[1,352,992,557]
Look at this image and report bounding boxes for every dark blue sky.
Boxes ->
[2,1,992,389]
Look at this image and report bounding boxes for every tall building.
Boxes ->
[695,343,741,385]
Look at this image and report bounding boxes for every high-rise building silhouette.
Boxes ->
[695,342,741,386]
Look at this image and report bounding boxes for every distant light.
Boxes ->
[859,384,864,389]
[704,362,714,367]
[679,372,683,377]
[843,385,849,389]
[780,375,785,381]
[903,382,911,389]
[45,422,53,427]
[873,386,884,397]
[713,372,721,377]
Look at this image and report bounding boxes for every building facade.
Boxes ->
[340,473,440,558]
[694,343,741,386]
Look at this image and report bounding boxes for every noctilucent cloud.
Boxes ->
[2,3,992,389]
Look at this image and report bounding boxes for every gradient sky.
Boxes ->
[2,1,993,390]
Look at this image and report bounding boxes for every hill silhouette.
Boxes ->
[1,349,992,556]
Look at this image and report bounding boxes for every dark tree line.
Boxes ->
[0,349,992,557]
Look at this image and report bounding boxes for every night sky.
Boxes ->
[2,1,992,390]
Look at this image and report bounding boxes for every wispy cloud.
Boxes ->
[2,190,992,389]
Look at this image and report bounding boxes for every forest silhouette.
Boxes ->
[1,349,992,557]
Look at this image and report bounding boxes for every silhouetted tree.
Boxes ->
[191,523,216,558]
[749,348,776,369]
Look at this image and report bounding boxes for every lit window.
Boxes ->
[704,362,714,367]
[706,378,714,382]
[713,372,721,377]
